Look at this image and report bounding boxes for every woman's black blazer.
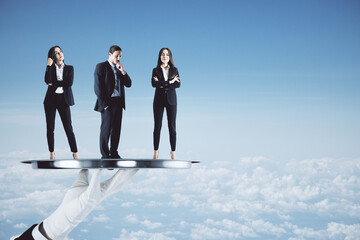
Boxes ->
[43,64,75,106]
[152,66,180,106]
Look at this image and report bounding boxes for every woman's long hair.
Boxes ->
[47,45,62,63]
[157,48,174,68]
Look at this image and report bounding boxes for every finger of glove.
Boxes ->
[84,169,102,200]
[100,169,125,191]
[101,169,138,197]
[103,169,138,191]
[71,169,89,188]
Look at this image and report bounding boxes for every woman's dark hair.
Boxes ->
[48,45,62,61]
[157,48,174,67]
[109,45,122,54]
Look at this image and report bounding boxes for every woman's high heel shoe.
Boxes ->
[153,150,159,159]
[170,151,176,160]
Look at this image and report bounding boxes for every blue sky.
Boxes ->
[1,0,360,239]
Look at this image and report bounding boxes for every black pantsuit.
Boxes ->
[153,99,177,151]
[44,64,78,153]
[94,61,132,158]
[152,66,180,151]
[44,94,77,152]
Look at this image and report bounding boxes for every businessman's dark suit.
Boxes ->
[94,61,132,158]
[152,66,180,151]
[44,64,77,153]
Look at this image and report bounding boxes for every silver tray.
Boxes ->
[22,159,200,169]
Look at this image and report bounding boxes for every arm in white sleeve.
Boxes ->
[43,169,137,239]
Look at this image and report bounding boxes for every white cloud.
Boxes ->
[169,193,192,207]
[121,201,136,207]
[286,222,360,240]
[141,219,162,230]
[124,214,162,230]
[191,222,247,239]
[179,220,187,228]
[125,170,171,196]
[205,218,250,232]
[13,223,27,229]
[92,214,110,223]
[113,229,175,240]
[125,214,138,224]
[292,226,326,239]
[250,219,286,236]
[327,222,360,240]
[145,201,163,207]
[194,218,286,239]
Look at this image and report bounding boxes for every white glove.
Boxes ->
[43,169,137,240]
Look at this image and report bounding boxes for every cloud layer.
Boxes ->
[1,155,359,239]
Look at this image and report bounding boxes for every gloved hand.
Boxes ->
[43,169,137,240]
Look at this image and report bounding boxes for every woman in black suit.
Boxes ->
[44,46,78,159]
[152,48,180,160]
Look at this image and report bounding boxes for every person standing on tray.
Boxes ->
[151,48,180,160]
[94,45,132,159]
[43,45,79,160]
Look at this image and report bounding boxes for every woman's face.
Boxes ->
[161,49,170,65]
[54,47,64,63]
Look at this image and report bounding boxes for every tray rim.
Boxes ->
[21,159,200,169]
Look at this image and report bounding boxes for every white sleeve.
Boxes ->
[32,224,48,240]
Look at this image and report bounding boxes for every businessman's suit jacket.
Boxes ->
[43,64,75,106]
[94,61,132,112]
[152,66,180,106]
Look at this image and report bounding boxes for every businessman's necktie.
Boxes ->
[113,66,121,96]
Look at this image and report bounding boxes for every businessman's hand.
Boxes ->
[43,169,137,239]
[116,63,126,75]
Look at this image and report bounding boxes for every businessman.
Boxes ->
[94,45,132,159]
